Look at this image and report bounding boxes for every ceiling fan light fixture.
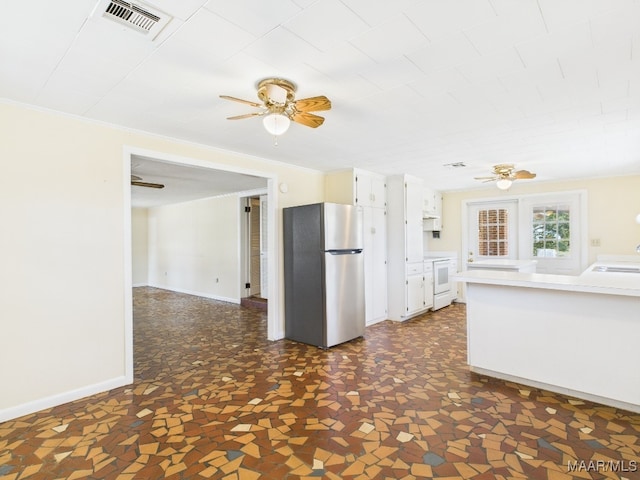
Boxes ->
[496,178,512,190]
[262,113,290,136]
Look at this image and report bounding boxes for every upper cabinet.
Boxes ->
[325,168,386,208]
[423,186,443,231]
[356,171,386,208]
[423,186,442,218]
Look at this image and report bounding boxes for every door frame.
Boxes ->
[466,200,519,263]
[240,193,268,299]
[123,146,280,384]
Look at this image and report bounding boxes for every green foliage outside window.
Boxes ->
[532,205,570,257]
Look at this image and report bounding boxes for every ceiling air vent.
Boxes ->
[100,0,171,40]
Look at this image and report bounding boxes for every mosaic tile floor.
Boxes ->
[1,287,639,479]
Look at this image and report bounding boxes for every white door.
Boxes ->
[249,197,261,297]
[467,201,518,264]
[259,195,268,299]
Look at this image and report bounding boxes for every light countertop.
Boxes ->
[466,259,537,269]
[454,263,640,297]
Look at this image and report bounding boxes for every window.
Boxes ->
[532,205,570,258]
[478,208,509,257]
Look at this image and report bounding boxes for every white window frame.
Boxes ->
[519,191,588,275]
[462,190,588,275]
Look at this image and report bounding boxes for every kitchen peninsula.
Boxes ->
[455,258,640,413]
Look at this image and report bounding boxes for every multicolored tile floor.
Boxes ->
[1,287,640,479]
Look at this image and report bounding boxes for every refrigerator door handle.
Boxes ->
[328,249,363,255]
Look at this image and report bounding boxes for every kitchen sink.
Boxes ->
[592,265,640,273]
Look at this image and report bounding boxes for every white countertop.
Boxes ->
[454,262,640,297]
[466,259,537,269]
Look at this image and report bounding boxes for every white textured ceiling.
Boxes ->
[2,0,640,193]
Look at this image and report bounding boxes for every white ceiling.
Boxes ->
[2,0,640,194]
[130,155,267,207]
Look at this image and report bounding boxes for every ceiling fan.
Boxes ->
[220,78,331,137]
[475,164,536,190]
[131,175,164,189]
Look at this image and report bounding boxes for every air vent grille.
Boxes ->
[100,0,170,39]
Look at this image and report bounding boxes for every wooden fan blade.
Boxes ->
[219,95,263,108]
[293,96,332,112]
[132,181,165,189]
[514,170,536,179]
[291,112,325,128]
[226,112,265,120]
[474,176,497,181]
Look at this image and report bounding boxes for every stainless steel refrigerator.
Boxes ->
[283,202,365,348]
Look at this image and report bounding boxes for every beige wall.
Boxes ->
[131,208,148,286]
[0,101,324,421]
[147,195,241,302]
[426,175,640,264]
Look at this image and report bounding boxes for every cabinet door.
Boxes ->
[355,173,369,207]
[356,172,386,209]
[371,208,388,321]
[423,267,434,309]
[370,176,386,209]
[405,180,423,224]
[363,207,388,324]
[406,274,424,315]
[362,207,375,323]
[423,187,436,216]
[405,180,424,263]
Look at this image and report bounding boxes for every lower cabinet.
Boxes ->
[424,261,434,309]
[406,273,425,316]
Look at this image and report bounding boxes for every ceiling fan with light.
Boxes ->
[220,78,331,140]
[131,174,164,189]
[475,164,536,190]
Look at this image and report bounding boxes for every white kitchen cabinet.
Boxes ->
[423,187,441,218]
[423,261,434,309]
[325,168,386,208]
[326,168,388,325]
[363,206,388,325]
[387,175,428,321]
[406,272,425,315]
[356,171,386,208]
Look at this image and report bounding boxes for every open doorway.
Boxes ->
[124,146,279,383]
[241,195,268,311]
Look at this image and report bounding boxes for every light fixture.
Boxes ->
[262,113,290,136]
[496,178,512,190]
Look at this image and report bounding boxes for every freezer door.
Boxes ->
[324,251,365,347]
[323,203,363,251]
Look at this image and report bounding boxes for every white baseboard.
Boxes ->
[146,283,240,304]
[0,376,130,423]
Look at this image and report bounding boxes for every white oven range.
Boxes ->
[426,257,453,310]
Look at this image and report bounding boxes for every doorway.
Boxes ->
[241,194,268,310]
[124,146,280,383]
